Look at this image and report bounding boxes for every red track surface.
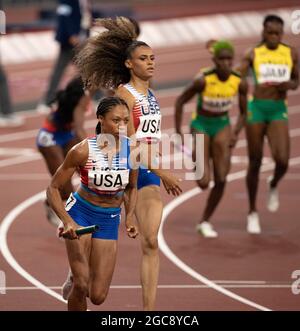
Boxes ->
[0,33,300,311]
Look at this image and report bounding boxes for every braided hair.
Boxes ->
[75,17,149,90]
[95,96,129,134]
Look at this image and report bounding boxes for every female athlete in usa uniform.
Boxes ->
[47,96,138,311]
[238,15,299,233]
[76,17,182,310]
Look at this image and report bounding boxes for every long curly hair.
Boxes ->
[75,17,149,90]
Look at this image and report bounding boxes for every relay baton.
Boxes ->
[75,225,99,236]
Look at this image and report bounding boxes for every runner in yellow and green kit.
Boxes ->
[238,15,299,234]
[175,40,248,237]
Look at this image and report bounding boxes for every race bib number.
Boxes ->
[136,114,161,141]
[88,169,129,191]
[202,97,233,112]
[37,130,55,147]
[258,64,290,84]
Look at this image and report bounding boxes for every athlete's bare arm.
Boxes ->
[175,75,205,135]
[277,46,299,92]
[124,167,138,238]
[230,78,248,148]
[47,140,88,239]
[236,48,254,78]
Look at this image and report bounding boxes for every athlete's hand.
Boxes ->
[161,173,183,196]
[275,81,292,92]
[60,221,79,240]
[262,80,293,92]
[125,217,138,239]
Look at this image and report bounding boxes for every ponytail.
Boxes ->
[95,122,101,134]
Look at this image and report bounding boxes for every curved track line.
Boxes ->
[0,191,67,304]
[158,156,300,311]
[0,143,299,309]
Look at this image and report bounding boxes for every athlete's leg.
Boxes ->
[266,120,290,187]
[61,137,81,196]
[202,125,231,222]
[39,145,64,176]
[63,137,81,156]
[191,128,211,190]
[65,234,92,311]
[135,185,163,311]
[265,120,290,212]
[245,123,266,212]
[89,239,117,305]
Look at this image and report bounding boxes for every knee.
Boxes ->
[248,155,262,172]
[73,278,89,297]
[142,235,158,253]
[275,156,289,172]
[214,178,226,190]
[90,292,107,306]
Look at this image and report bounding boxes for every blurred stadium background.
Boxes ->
[1,0,299,111]
[0,0,300,311]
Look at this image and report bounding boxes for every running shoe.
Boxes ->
[44,200,61,227]
[247,212,261,234]
[196,221,218,238]
[62,270,73,300]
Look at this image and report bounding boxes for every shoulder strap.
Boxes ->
[123,83,141,100]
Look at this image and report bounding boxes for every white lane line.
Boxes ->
[17,85,188,118]
[163,103,300,135]
[0,154,268,179]
[2,157,300,309]
[0,154,41,168]
[1,110,300,308]
[259,173,300,180]
[158,156,300,311]
[0,284,292,291]
[0,148,37,156]
[166,153,272,166]
[0,129,39,143]
[0,191,67,304]
[1,94,300,144]
[0,107,299,169]
[0,103,195,144]
[0,173,50,180]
